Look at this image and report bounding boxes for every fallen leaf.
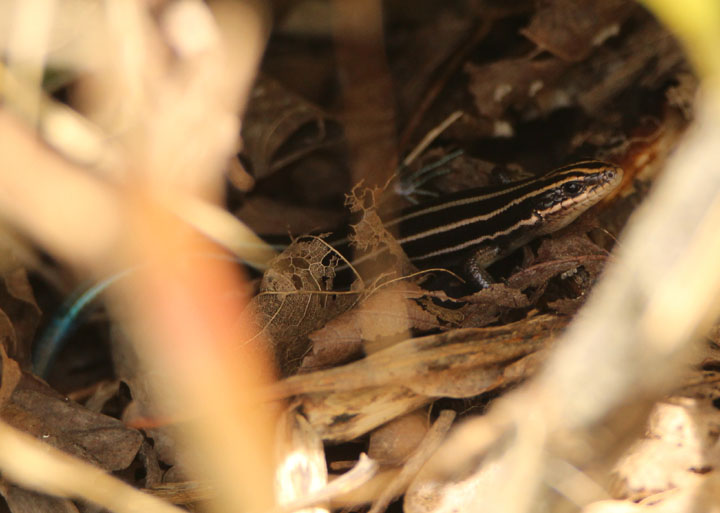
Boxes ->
[521,0,636,62]
[0,266,42,366]
[253,237,357,375]
[0,484,80,513]
[1,373,143,471]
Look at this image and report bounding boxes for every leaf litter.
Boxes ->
[2,1,714,512]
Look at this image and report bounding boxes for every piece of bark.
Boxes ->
[299,385,429,443]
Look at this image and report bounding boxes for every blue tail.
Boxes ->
[32,268,134,378]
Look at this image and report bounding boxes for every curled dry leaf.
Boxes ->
[535,229,609,261]
[241,74,343,181]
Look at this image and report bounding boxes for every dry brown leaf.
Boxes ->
[465,10,684,125]
[253,237,357,375]
[459,284,530,328]
[235,196,345,236]
[0,265,42,366]
[0,374,143,471]
[507,256,606,291]
[465,57,568,120]
[0,484,80,513]
[577,17,685,114]
[520,0,636,62]
[241,74,342,181]
[0,319,22,407]
[506,232,608,291]
[546,297,586,315]
[536,230,608,260]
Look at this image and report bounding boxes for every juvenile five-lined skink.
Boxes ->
[32,160,623,375]
[347,160,624,287]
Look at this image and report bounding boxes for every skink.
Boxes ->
[347,160,623,287]
[33,160,623,375]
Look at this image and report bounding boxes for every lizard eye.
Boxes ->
[562,182,584,195]
[537,193,557,210]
